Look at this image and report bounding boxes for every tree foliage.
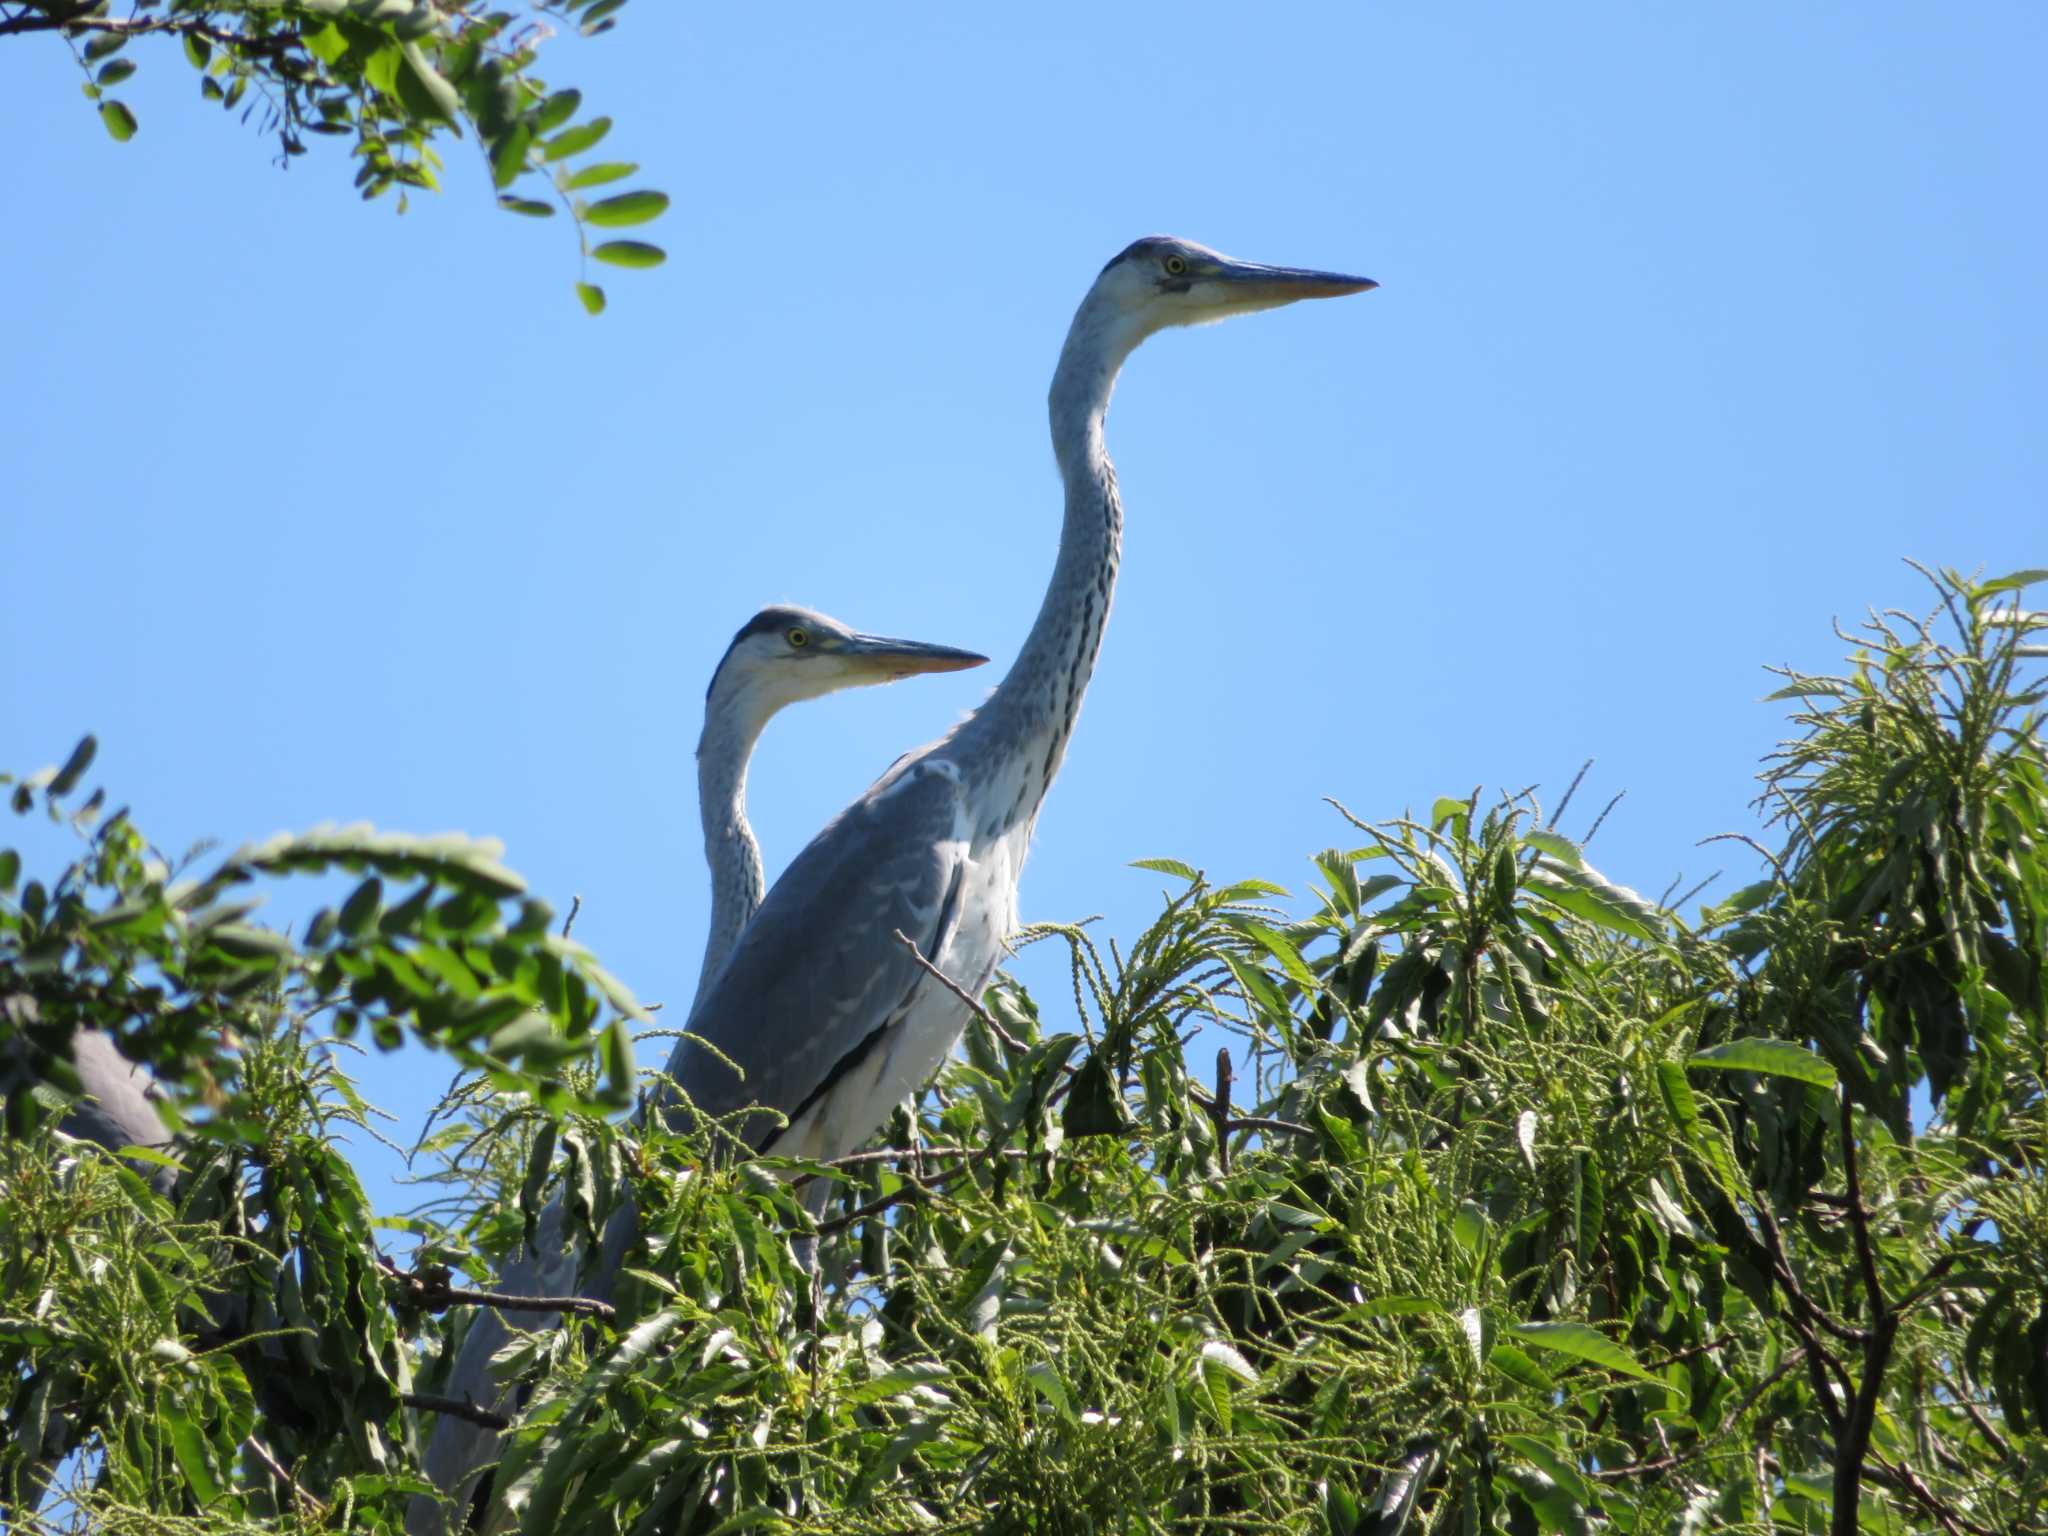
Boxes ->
[3,564,2045,1534]
[1,0,668,312]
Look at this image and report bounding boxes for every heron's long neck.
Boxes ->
[958,299,1136,833]
[692,697,772,1015]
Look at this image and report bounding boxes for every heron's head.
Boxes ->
[705,604,987,720]
[1087,236,1377,343]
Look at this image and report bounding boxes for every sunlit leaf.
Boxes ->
[1687,1038,1838,1089]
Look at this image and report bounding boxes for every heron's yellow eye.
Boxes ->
[1164,254,1187,276]
[786,627,809,648]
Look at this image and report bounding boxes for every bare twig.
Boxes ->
[244,1435,325,1518]
[1873,1458,1992,1536]
[402,1392,512,1432]
[1582,789,1626,847]
[1549,759,1593,830]
[894,929,1027,1051]
[1834,1094,1900,1536]
[379,1257,615,1320]
[815,1166,965,1237]
[0,9,301,57]
[561,893,582,939]
[1210,1046,1233,1172]
[824,1145,1029,1168]
[1840,1095,1886,1312]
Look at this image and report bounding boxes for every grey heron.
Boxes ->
[661,237,1374,1169]
[413,605,984,1529]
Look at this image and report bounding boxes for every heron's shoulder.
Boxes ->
[863,742,967,806]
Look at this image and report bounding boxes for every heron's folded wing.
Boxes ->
[663,761,969,1146]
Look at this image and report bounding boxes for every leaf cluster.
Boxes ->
[3,0,669,310]
[4,565,2045,1535]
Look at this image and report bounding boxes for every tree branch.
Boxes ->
[401,1392,512,1432]
[0,8,303,60]
[893,929,1025,1052]
[1832,1093,1898,1536]
[243,1435,325,1518]
[379,1257,616,1320]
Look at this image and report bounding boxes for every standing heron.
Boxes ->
[414,605,984,1529]
[664,237,1373,1168]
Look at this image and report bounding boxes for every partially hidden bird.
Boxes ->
[661,236,1373,1170]
[413,604,984,1528]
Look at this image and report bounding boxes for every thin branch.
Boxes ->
[894,929,1026,1052]
[379,1257,615,1320]
[1833,1093,1900,1536]
[1590,1346,1808,1482]
[0,10,301,58]
[1840,1095,1886,1312]
[1548,758,1593,830]
[1873,1458,1993,1536]
[824,1144,1029,1168]
[243,1435,325,1518]
[560,893,582,939]
[815,1165,965,1237]
[1582,789,1626,846]
[401,1392,511,1431]
[1209,1046,1233,1172]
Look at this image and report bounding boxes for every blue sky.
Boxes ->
[3,4,2041,1214]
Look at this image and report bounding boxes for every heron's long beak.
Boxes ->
[1213,259,1378,305]
[841,635,989,681]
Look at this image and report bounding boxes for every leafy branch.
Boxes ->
[4,0,670,310]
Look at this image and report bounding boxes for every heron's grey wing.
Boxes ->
[64,1031,172,1159]
[666,760,969,1148]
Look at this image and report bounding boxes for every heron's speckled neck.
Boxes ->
[954,291,1139,836]
[692,684,777,1016]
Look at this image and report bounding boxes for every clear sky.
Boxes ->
[3,5,2041,1215]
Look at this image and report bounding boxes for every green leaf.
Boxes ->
[1508,1322,1659,1383]
[1199,1339,1260,1385]
[533,88,582,134]
[499,196,555,217]
[1488,1344,1556,1393]
[583,189,669,228]
[1687,1038,1837,1089]
[1656,1061,1699,1133]
[49,736,96,797]
[1239,920,1318,989]
[1516,1108,1538,1170]
[338,877,383,938]
[162,1404,222,1506]
[398,41,460,122]
[1978,567,2048,596]
[590,240,666,269]
[98,100,137,143]
[543,115,612,161]
[562,160,638,191]
[1061,1053,1132,1138]
[575,281,606,315]
[1521,829,1582,867]
[491,122,533,190]
[1524,861,1662,942]
[0,850,17,892]
[183,32,211,69]
[97,60,136,87]
[302,23,347,66]
[363,45,401,97]
[1341,1295,1445,1320]
[1500,1435,1596,1508]
[600,1016,633,1102]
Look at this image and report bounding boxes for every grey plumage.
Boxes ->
[412,605,982,1532]
[661,236,1374,1172]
